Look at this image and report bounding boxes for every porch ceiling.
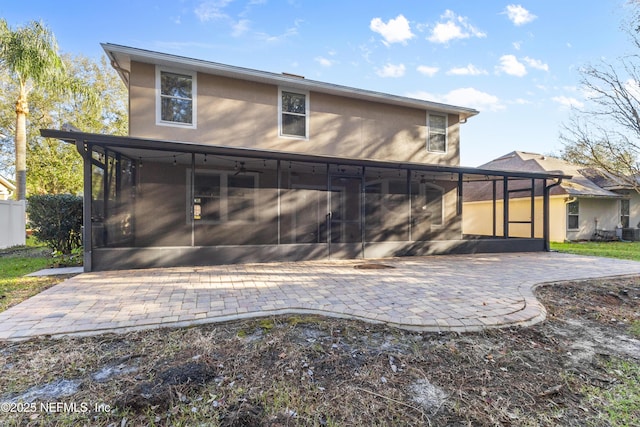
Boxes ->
[41,129,572,183]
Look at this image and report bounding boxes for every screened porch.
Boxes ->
[42,130,568,271]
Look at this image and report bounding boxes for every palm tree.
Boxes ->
[0,19,88,200]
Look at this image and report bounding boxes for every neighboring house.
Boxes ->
[0,174,15,200]
[0,174,25,249]
[463,151,640,242]
[42,44,567,271]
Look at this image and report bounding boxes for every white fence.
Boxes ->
[0,200,26,249]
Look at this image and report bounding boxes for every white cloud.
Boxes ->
[315,56,335,67]
[376,63,406,78]
[408,87,504,112]
[194,0,234,21]
[523,56,549,71]
[504,4,537,26]
[257,19,302,43]
[447,64,488,76]
[232,19,250,37]
[370,15,415,45]
[417,65,439,77]
[512,41,521,50]
[443,88,504,111]
[496,54,527,77]
[427,10,486,44]
[552,96,584,109]
[624,78,640,100]
[512,98,532,105]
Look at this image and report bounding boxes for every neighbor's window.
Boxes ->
[157,68,196,127]
[567,200,579,230]
[427,114,447,153]
[280,89,308,138]
[621,199,630,228]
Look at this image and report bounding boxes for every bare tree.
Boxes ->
[560,3,640,192]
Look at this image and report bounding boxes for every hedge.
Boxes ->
[27,194,82,254]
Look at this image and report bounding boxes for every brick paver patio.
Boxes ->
[2,252,640,341]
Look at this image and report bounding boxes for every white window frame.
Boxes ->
[427,113,448,153]
[278,87,309,139]
[567,200,579,231]
[620,199,630,228]
[156,66,197,128]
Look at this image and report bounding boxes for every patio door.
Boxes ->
[329,175,364,258]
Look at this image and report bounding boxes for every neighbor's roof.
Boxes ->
[102,43,480,122]
[479,151,623,199]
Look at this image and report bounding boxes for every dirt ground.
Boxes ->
[0,276,639,426]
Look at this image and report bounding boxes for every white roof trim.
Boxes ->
[102,43,480,121]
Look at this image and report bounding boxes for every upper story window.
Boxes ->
[279,88,308,138]
[427,114,447,153]
[157,67,197,128]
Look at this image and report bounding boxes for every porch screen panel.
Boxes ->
[364,168,409,242]
[91,149,106,248]
[193,156,278,246]
[330,175,361,244]
[410,174,449,241]
[461,175,505,238]
[280,162,328,244]
[134,152,191,247]
[103,153,135,247]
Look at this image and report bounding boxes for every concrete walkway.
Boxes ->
[2,252,640,341]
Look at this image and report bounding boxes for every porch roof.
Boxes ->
[41,129,571,182]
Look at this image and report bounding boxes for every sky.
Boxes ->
[1,0,635,166]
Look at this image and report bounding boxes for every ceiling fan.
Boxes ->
[234,161,263,175]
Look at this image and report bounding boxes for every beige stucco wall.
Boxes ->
[566,197,619,241]
[463,195,630,242]
[128,61,460,165]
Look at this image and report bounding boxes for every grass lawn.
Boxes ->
[0,242,66,313]
[550,241,640,261]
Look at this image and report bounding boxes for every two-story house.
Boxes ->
[43,44,568,271]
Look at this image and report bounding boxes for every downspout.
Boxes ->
[543,178,563,252]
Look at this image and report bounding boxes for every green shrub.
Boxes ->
[27,194,82,254]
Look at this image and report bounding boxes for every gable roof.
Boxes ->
[102,43,480,122]
[479,151,622,199]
